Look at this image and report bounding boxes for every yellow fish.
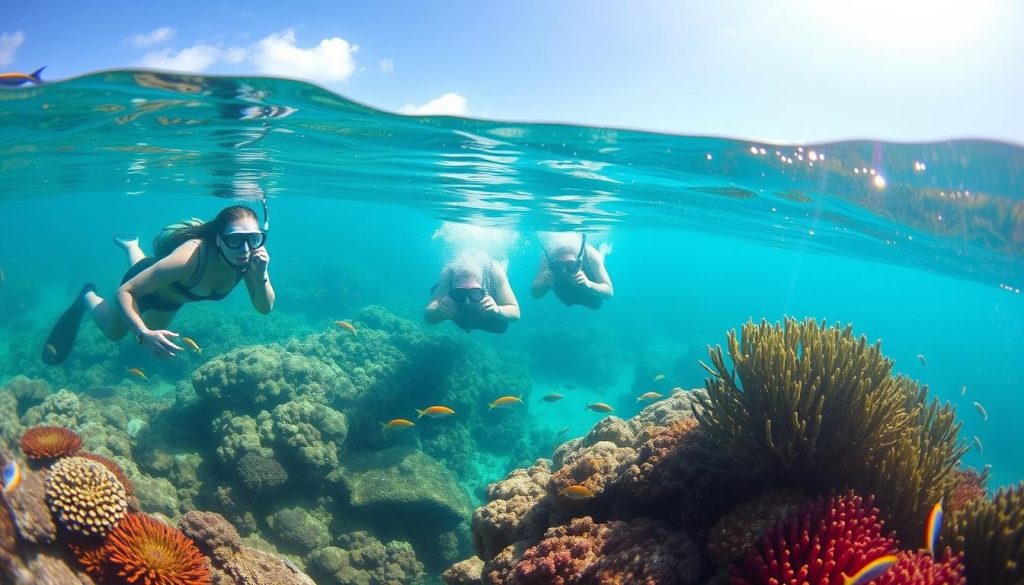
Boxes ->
[416,405,455,419]
[973,401,988,421]
[586,402,614,413]
[653,374,666,382]
[182,337,202,353]
[542,393,563,402]
[381,419,415,431]
[127,368,147,380]
[558,485,596,500]
[489,395,523,410]
[334,320,357,334]
[637,392,663,403]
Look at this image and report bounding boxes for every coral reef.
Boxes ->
[3,465,57,543]
[873,549,966,585]
[472,460,553,560]
[695,318,965,538]
[706,489,808,566]
[443,556,483,585]
[77,452,135,498]
[45,456,128,538]
[265,506,331,554]
[943,482,1024,585]
[730,492,897,585]
[309,531,425,585]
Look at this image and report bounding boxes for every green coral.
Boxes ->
[257,399,348,475]
[695,317,965,538]
[943,482,1024,585]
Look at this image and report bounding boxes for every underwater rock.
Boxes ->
[443,556,484,585]
[223,546,318,585]
[125,417,146,438]
[338,446,472,531]
[179,510,244,562]
[266,506,332,554]
[3,375,49,412]
[21,548,96,584]
[472,460,554,561]
[193,345,340,413]
[0,391,22,447]
[214,413,273,466]
[22,390,83,428]
[626,387,706,435]
[262,399,347,475]
[549,441,636,508]
[309,531,425,585]
[132,473,182,519]
[4,465,57,543]
[577,416,636,449]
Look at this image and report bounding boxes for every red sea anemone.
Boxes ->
[731,492,899,585]
[20,426,83,460]
[106,513,212,585]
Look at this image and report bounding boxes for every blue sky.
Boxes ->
[3,0,1023,143]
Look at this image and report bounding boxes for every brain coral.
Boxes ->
[236,453,288,491]
[77,452,134,497]
[44,456,127,537]
[20,426,83,460]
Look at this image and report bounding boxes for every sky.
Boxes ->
[3,0,1023,144]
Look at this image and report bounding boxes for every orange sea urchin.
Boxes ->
[20,426,83,460]
[106,513,211,585]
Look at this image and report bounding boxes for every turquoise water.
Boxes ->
[1,70,1022,578]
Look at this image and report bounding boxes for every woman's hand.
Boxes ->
[436,297,459,320]
[140,328,182,358]
[250,247,270,278]
[573,270,591,289]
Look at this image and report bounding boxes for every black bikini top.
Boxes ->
[172,242,242,301]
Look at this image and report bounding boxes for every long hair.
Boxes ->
[152,205,258,258]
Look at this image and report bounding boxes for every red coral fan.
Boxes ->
[20,426,83,460]
[731,492,899,585]
[78,452,135,497]
[106,513,212,585]
[873,549,966,585]
[946,467,987,518]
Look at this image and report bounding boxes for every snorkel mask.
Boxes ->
[547,233,587,274]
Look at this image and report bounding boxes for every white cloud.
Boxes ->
[250,28,358,82]
[127,27,176,48]
[0,31,25,67]
[400,93,469,116]
[223,46,247,64]
[139,44,222,72]
[379,58,394,73]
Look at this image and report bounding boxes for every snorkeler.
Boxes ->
[41,205,275,364]
[531,233,613,309]
[425,252,520,334]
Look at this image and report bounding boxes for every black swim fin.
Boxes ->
[41,284,94,365]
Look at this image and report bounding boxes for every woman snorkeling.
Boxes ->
[531,232,613,310]
[42,205,275,364]
[425,251,520,334]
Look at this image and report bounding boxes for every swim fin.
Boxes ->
[41,284,95,365]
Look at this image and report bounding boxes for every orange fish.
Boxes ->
[182,337,202,353]
[653,374,666,382]
[489,395,523,410]
[637,392,663,403]
[585,402,614,413]
[334,320,357,334]
[416,405,455,419]
[127,368,147,380]
[558,485,596,500]
[542,393,563,402]
[381,419,415,431]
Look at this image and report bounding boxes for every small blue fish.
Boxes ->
[2,460,21,493]
[925,500,943,557]
[843,554,899,585]
[0,66,45,87]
